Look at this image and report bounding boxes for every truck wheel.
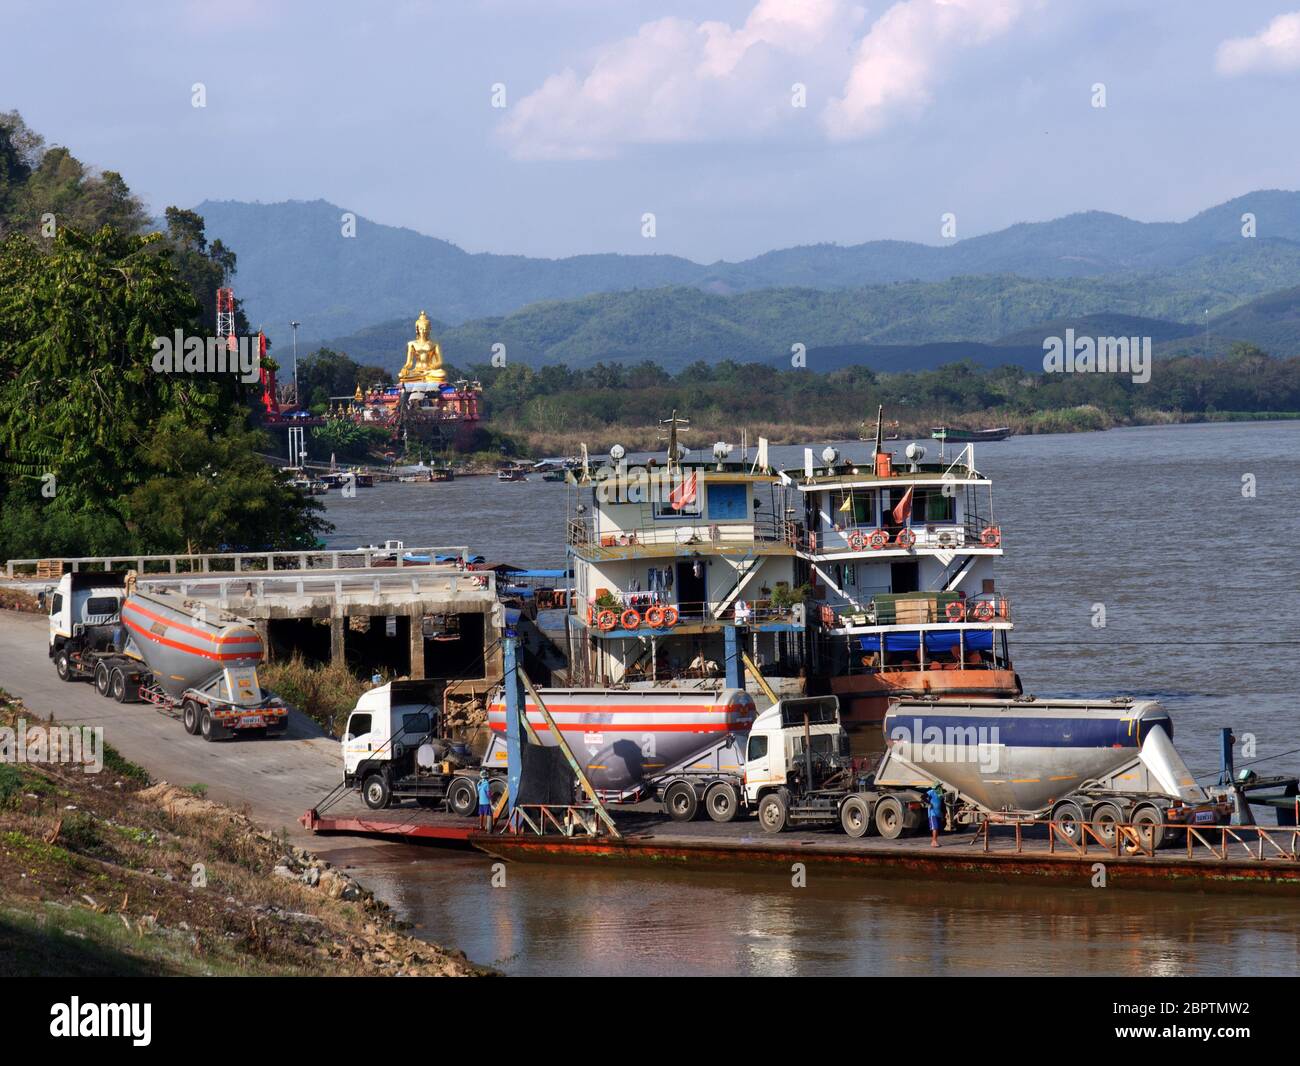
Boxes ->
[1091,802,1123,847]
[1130,806,1165,851]
[110,668,133,703]
[446,778,477,817]
[55,650,73,682]
[874,796,906,839]
[362,773,391,810]
[704,782,738,823]
[663,781,699,822]
[94,661,111,696]
[1052,801,1085,843]
[841,795,873,839]
[182,700,201,735]
[757,792,788,834]
[199,708,218,742]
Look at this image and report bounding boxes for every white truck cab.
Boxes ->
[48,573,126,653]
[342,683,435,778]
[743,696,848,805]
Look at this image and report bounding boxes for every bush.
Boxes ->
[260,653,371,736]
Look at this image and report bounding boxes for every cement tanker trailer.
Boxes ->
[755,696,1232,847]
[48,572,287,742]
[482,687,759,821]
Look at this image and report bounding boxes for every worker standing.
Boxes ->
[477,769,492,831]
[927,782,945,847]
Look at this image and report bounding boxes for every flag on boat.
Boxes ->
[891,485,914,525]
[669,470,698,510]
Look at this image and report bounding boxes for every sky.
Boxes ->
[3,0,1300,262]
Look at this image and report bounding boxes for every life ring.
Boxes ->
[980,526,1001,548]
[661,606,679,627]
[620,608,641,630]
[596,610,617,631]
[867,529,889,550]
[894,528,916,549]
[644,605,665,628]
[945,601,966,622]
[972,600,995,622]
[847,530,867,551]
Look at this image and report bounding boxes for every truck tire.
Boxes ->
[757,791,788,834]
[663,781,699,822]
[199,708,218,742]
[110,667,133,703]
[55,650,73,682]
[1091,802,1123,847]
[704,782,738,823]
[362,773,391,810]
[874,795,906,839]
[1052,800,1086,843]
[182,699,201,735]
[1130,806,1165,851]
[94,661,111,696]
[446,777,477,817]
[841,795,873,838]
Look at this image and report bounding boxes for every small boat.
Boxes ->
[931,426,1012,443]
[541,470,567,482]
[429,467,454,482]
[497,468,529,482]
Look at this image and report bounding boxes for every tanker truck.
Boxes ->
[47,571,288,741]
[751,696,1233,848]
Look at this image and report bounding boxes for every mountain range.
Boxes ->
[198,191,1300,347]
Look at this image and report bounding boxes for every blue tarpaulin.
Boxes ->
[860,630,994,653]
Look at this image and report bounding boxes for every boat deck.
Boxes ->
[303,801,1300,894]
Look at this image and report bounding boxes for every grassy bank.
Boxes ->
[0,692,487,976]
[259,654,371,737]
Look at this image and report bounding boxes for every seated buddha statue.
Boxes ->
[398,310,447,385]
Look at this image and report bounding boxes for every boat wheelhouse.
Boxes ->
[786,440,1019,729]
[565,446,807,700]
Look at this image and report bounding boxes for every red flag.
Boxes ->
[669,470,698,511]
[891,485,914,525]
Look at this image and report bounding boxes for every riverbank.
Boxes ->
[0,690,486,977]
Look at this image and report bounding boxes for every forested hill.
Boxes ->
[198,191,1300,342]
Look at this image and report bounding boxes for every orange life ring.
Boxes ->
[847,530,867,551]
[945,601,966,622]
[894,528,916,549]
[867,529,889,550]
[972,600,995,622]
[980,526,1001,548]
[620,608,641,630]
[644,605,665,628]
[596,610,617,631]
[661,606,679,627]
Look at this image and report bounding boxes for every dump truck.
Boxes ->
[751,696,1233,848]
[47,571,288,741]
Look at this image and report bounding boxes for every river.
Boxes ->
[317,419,1300,975]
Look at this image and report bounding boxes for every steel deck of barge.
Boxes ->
[302,803,1300,894]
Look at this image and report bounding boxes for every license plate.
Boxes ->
[238,716,264,728]
[1194,810,1215,823]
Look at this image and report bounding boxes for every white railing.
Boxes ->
[5,546,472,579]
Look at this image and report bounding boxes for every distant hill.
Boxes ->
[1206,284,1300,354]
[319,268,1300,375]
[197,191,1300,343]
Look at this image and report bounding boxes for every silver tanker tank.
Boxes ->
[120,589,265,704]
[876,697,1207,813]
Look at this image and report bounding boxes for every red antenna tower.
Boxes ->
[216,287,237,351]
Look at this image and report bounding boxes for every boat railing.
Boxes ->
[817,595,1011,629]
[568,515,798,555]
[801,518,999,555]
[583,595,802,629]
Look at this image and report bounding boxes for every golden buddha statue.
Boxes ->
[398,310,447,385]
[353,384,364,403]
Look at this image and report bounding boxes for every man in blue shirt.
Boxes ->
[477,770,492,831]
[927,782,945,847]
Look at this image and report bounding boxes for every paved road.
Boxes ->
[0,609,351,844]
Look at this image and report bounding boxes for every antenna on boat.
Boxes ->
[659,410,690,472]
[872,405,884,459]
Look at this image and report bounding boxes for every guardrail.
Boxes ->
[5,546,472,580]
[820,595,1011,629]
[147,569,495,608]
[502,804,608,837]
[583,597,803,631]
[803,521,1001,555]
[973,815,1300,861]
[568,517,797,556]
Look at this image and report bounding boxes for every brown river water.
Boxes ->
[316,420,1300,976]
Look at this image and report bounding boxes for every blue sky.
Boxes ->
[3,0,1300,260]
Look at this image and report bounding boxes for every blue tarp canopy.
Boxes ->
[503,585,535,597]
[509,569,569,578]
[860,630,994,653]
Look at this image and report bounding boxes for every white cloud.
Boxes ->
[1216,12,1300,77]
[823,0,1027,139]
[502,0,1030,159]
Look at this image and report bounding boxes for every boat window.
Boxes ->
[345,713,371,740]
[706,483,748,520]
[747,735,768,761]
[831,491,874,526]
[914,489,955,523]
